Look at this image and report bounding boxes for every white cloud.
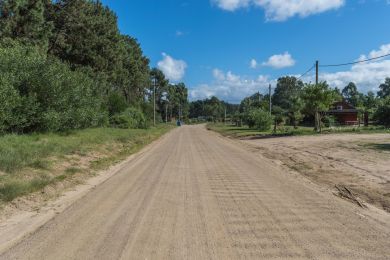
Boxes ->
[250,59,258,69]
[157,53,187,81]
[212,0,250,11]
[191,43,390,103]
[358,43,390,61]
[213,0,345,21]
[263,52,295,69]
[213,68,225,81]
[190,69,273,103]
[302,44,390,92]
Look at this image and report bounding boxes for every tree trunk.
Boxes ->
[314,111,320,133]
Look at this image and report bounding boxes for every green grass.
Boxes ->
[207,123,390,139]
[0,125,174,203]
[207,123,314,138]
[0,175,51,202]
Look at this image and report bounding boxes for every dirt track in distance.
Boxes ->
[1,125,390,259]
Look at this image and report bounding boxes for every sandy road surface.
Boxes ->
[1,125,390,259]
[242,134,390,212]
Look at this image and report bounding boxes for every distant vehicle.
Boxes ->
[177,120,182,127]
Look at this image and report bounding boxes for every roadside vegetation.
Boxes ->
[0,1,186,205]
[191,76,390,134]
[207,124,390,139]
[0,125,173,203]
[0,0,190,136]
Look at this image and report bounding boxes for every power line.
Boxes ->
[320,53,390,67]
[297,64,316,79]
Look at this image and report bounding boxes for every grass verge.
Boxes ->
[207,123,390,139]
[0,125,174,203]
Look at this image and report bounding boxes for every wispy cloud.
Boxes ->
[250,59,258,69]
[212,0,345,21]
[302,43,390,92]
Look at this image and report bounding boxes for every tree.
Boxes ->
[373,97,390,127]
[302,82,339,132]
[271,106,285,132]
[120,35,150,104]
[48,0,122,83]
[240,92,268,114]
[342,82,363,107]
[378,78,390,99]
[272,76,304,127]
[245,109,272,131]
[0,0,53,49]
[168,83,189,121]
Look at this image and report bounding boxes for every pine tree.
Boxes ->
[0,0,52,49]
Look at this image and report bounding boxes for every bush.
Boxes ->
[323,115,336,127]
[374,97,390,127]
[107,92,128,116]
[110,107,148,129]
[0,42,108,133]
[245,109,273,131]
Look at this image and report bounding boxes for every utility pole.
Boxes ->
[179,103,181,121]
[315,60,320,132]
[224,107,227,125]
[269,84,272,116]
[165,103,168,123]
[152,77,157,126]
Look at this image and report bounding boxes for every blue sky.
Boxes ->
[101,0,390,103]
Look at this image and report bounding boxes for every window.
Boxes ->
[337,105,343,111]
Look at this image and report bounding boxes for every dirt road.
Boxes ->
[1,125,390,259]
[242,133,390,212]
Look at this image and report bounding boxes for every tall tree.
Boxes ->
[272,76,304,127]
[302,82,339,132]
[120,35,150,105]
[378,78,390,98]
[0,0,52,49]
[342,82,363,107]
[48,0,122,80]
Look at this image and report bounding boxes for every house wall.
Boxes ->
[335,113,358,125]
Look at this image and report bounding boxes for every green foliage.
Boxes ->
[373,97,390,127]
[0,176,51,202]
[245,109,273,131]
[0,0,53,49]
[108,92,128,116]
[0,42,108,133]
[323,115,336,127]
[302,82,339,132]
[110,108,148,129]
[0,126,174,201]
[0,0,179,135]
[342,82,364,108]
[240,93,269,114]
[378,78,390,99]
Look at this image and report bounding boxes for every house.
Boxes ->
[327,100,359,126]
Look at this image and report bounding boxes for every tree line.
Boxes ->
[0,0,189,134]
[190,76,390,131]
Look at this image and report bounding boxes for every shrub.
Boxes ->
[374,97,390,127]
[323,115,336,128]
[107,92,128,116]
[110,107,148,129]
[0,42,108,133]
[245,109,273,131]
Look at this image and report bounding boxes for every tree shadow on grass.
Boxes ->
[370,144,390,151]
